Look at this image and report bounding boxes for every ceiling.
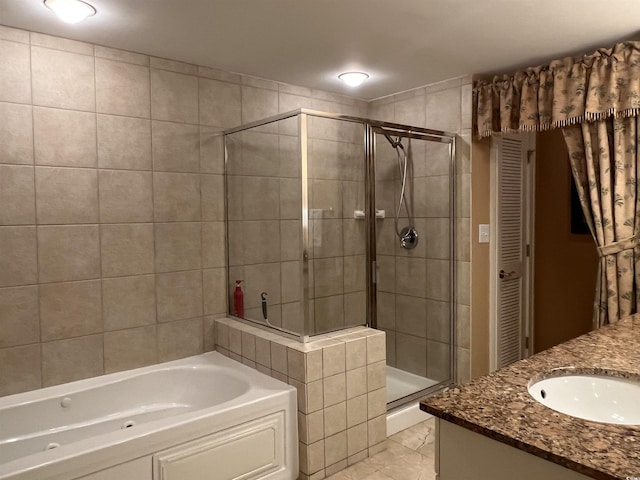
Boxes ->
[1,0,640,100]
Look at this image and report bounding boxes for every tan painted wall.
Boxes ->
[470,138,491,378]
[533,130,598,352]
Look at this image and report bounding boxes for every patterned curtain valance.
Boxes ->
[474,41,640,138]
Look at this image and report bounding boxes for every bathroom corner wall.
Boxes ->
[367,77,472,384]
[214,318,387,480]
[0,24,368,397]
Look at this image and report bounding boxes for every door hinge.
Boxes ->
[525,336,530,349]
[371,261,377,284]
[526,150,534,163]
[526,244,530,257]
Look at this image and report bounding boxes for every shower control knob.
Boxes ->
[399,226,419,249]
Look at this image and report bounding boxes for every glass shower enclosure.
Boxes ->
[224,108,455,409]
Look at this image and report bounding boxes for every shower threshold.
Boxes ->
[387,366,439,404]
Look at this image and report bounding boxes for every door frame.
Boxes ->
[489,133,536,371]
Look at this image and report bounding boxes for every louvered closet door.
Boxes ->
[496,136,526,368]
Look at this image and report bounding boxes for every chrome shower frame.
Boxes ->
[224,109,457,395]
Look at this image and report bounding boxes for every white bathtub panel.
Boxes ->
[2,395,295,480]
[76,457,151,480]
[154,412,285,480]
[0,353,298,480]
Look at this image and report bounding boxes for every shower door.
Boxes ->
[371,126,456,408]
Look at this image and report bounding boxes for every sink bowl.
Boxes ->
[528,374,640,425]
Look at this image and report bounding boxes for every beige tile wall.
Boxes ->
[368,76,472,384]
[0,25,368,397]
[214,317,386,480]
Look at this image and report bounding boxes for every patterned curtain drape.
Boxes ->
[473,41,640,327]
[474,41,640,139]
[562,118,640,327]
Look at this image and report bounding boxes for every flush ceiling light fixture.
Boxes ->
[338,72,369,87]
[44,0,96,24]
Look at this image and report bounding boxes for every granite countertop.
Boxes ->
[420,315,640,480]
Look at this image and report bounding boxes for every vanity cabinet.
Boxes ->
[436,419,591,480]
[423,318,640,479]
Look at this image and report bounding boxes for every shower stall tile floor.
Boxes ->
[326,417,436,480]
[386,366,439,404]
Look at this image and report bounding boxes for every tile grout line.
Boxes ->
[148,60,161,365]
[28,31,44,390]
[197,69,206,354]
[89,45,108,376]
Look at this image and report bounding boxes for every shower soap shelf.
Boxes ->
[354,210,385,219]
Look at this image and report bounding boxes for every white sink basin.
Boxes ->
[528,374,640,425]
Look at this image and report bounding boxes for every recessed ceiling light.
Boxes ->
[44,0,96,24]
[338,72,369,87]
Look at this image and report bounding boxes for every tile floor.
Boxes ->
[326,418,436,480]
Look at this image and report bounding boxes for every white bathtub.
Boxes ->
[0,352,298,480]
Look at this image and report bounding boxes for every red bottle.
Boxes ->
[233,280,244,318]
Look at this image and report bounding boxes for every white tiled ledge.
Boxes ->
[214,317,387,480]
